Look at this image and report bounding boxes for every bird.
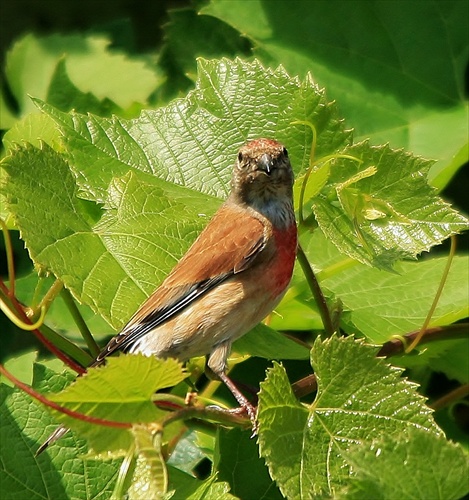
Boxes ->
[37,138,297,454]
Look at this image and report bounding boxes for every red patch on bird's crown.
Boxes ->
[245,138,282,150]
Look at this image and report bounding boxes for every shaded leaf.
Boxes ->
[0,368,119,500]
[216,427,283,500]
[5,33,160,117]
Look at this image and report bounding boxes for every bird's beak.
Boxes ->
[258,153,273,174]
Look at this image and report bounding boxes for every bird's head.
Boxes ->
[230,138,294,209]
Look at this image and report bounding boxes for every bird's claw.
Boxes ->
[228,402,258,435]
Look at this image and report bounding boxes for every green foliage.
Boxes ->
[341,428,469,500]
[257,335,468,498]
[0,363,120,499]
[49,356,186,453]
[1,1,468,499]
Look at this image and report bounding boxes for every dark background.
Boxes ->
[0,0,190,66]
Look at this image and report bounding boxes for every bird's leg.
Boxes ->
[206,342,258,432]
[217,371,258,429]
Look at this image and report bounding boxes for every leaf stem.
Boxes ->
[0,217,15,297]
[291,120,317,225]
[296,243,334,336]
[36,278,63,315]
[61,287,100,357]
[0,293,46,330]
[430,383,469,412]
[111,444,136,500]
[0,277,87,373]
[161,402,250,429]
[39,323,93,367]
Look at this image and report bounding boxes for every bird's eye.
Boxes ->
[282,147,288,157]
[238,152,243,163]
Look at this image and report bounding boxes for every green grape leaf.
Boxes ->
[1,143,217,328]
[166,468,236,500]
[163,7,252,83]
[3,58,466,333]
[311,142,469,269]
[257,335,440,498]
[167,429,210,475]
[1,58,352,328]
[2,112,63,152]
[0,368,120,499]
[127,427,168,499]
[341,428,469,500]
[185,474,236,500]
[296,230,469,346]
[233,323,310,360]
[47,59,120,116]
[322,254,469,344]
[34,57,350,203]
[47,355,186,453]
[215,427,283,499]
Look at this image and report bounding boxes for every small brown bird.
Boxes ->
[38,138,297,453]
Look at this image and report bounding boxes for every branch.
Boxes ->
[377,324,468,357]
[430,384,469,412]
[292,325,469,399]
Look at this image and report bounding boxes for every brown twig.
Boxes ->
[377,324,468,357]
[291,324,469,399]
[292,373,318,399]
[430,384,469,412]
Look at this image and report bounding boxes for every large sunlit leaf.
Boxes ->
[34,57,350,203]
[1,58,352,328]
[1,144,216,328]
[341,428,469,500]
[2,59,465,334]
[311,142,468,269]
[258,335,441,498]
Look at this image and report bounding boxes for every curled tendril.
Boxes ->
[0,298,47,330]
[291,120,362,225]
[406,235,457,353]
